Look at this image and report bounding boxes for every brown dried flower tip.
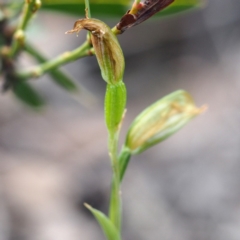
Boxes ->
[66,18,125,85]
[116,0,174,33]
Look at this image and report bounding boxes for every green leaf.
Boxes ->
[118,146,131,182]
[84,203,121,240]
[159,0,203,16]
[13,81,45,108]
[41,0,203,17]
[49,70,77,91]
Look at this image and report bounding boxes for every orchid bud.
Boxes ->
[125,90,205,154]
[115,0,174,33]
[66,18,125,85]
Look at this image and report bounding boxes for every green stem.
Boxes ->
[84,0,92,43]
[105,82,126,232]
[16,41,91,80]
[9,0,41,57]
[24,42,77,91]
[84,0,91,18]
[20,42,97,106]
[108,131,122,232]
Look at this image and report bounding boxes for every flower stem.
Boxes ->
[23,41,97,106]
[84,0,91,18]
[24,43,76,89]
[16,40,91,80]
[108,131,122,231]
[9,0,41,58]
[104,81,126,232]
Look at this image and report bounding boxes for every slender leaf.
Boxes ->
[49,70,77,91]
[160,0,203,16]
[41,3,127,16]
[13,81,44,108]
[118,146,131,182]
[41,0,203,17]
[84,203,121,240]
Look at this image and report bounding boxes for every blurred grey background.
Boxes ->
[1,0,240,240]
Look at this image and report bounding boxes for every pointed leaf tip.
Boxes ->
[84,203,121,240]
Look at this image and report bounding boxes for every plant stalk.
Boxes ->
[9,0,41,57]
[84,0,91,18]
[16,40,91,80]
[24,42,76,89]
[108,131,122,232]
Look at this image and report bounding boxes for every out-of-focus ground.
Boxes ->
[1,0,240,240]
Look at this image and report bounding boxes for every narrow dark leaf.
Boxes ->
[13,81,44,108]
[49,70,77,92]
